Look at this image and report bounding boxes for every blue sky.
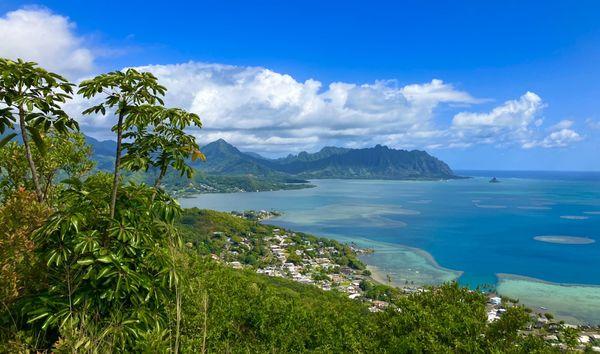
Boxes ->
[1,1,599,170]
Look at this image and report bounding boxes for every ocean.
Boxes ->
[179,171,600,324]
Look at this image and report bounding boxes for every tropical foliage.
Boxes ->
[25,173,181,351]
[0,58,78,202]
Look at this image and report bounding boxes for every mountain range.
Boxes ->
[192,139,457,180]
[2,131,458,180]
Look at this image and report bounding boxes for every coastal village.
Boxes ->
[197,209,398,313]
[199,209,600,352]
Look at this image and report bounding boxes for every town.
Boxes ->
[187,209,401,313]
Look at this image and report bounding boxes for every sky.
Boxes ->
[0,1,599,171]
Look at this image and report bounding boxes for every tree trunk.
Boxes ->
[153,165,168,190]
[110,111,124,218]
[19,106,44,202]
[151,165,168,201]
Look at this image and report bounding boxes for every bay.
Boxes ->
[179,172,600,324]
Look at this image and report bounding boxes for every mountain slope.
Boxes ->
[197,139,278,176]
[196,140,457,179]
[85,136,458,180]
[274,146,350,164]
[273,144,456,179]
[85,136,116,170]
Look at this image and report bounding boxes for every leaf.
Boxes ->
[0,132,16,148]
[27,312,50,323]
[77,258,95,266]
[192,149,206,161]
[26,126,46,156]
[97,256,113,263]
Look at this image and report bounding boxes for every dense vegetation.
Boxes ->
[0,58,560,352]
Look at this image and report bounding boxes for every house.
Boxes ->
[489,296,502,306]
[578,335,590,344]
[487,310,499,322]
[371,300,388,309]
[534,317,549,329]
[340,267,353,275]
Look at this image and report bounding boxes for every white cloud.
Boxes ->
[523,129,583,149]
[71,61,583,154]
[106,62,480,154]
[586,118,600,130]
[548,119,574,131]
[0,8,586,155]
[0,8,94,77]
[450,92,549,147]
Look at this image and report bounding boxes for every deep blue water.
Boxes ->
[179,172,600,288]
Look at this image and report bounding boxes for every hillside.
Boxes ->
[173,209,555,352]
[196,139,279,176]
[271,144,456,179]
[82,136,458,192]
[197,139,459,180]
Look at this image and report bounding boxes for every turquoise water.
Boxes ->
[179,173,600,324]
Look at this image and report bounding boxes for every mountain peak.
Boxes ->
[214,138,231,145]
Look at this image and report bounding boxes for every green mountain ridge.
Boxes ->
[2,130,459,182]
[196,139,458,179]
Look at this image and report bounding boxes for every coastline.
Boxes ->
[497,273,600,325]
[178,176,600,326]
[278,231,463,287]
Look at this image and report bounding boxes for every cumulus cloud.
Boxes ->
[70,61,584,154]
[0,8,586,154]
[76,61,479,154]
[586,118,600,130]
[0,8,94,77]
[523,128,583,148]
[450,92,544,145]
[548,119,574,131]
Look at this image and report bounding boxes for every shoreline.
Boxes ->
[497,273,600,291]
[497,273,600,325]
[179,179,600,326]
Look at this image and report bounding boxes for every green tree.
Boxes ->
[120,106,204,191]
[26,173,182,351]
[0,58,77,202]
[78,69,167,217]
[0,132,93,201]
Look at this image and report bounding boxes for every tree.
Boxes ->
[0,132,94,201]
[78,69,167,217]
[0,189,51,305]
[0,58,77,202]
[120,106,204,191]
[26,173,182,350]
